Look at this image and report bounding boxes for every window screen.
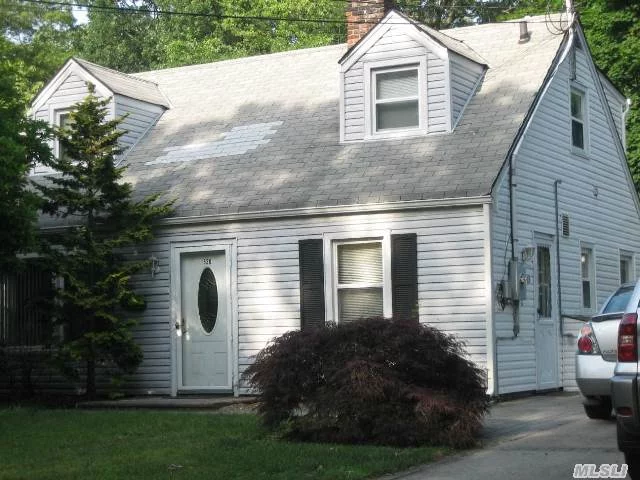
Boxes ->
[374,68,419,131]
[336,242,383,323]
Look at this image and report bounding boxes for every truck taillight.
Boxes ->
[618,313,638,363]
[577,324,599,354]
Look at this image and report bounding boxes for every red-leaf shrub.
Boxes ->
[242,317,489,448]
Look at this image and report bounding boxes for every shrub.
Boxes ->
[243,317,489,448]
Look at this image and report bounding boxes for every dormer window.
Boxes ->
[54,108,73,160]
[374,66,420,131]
[364,59,427,140]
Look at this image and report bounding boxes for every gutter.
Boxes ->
[154,196,492,227]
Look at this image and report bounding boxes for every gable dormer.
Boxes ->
[339,8,487,142]
[30,58,169,174]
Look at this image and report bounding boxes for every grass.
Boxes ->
[0,409,448,480]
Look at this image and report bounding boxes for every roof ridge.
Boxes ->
[73,57,161,88]
[131,44,346,76]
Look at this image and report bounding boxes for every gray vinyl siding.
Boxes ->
[491,42,640,394]
[114,95,165,156]
[32,72,113,175]
[342,25,449,141]
[30,74,165,174]
[120,206,488,395]
[598,72,626,147]
[427,52,448,133]
[450,53,485,128]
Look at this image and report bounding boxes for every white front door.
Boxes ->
[534,236,560,390]
[178,250,232,391]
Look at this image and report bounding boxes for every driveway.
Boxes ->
[388,393,629,480]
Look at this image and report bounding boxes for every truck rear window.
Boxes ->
[602,285,634,313]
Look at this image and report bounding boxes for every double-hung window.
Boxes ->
[620,253,634,284]
[54,109,73,161]
[374,66,420,132]
[335,241,385,323]
[570,87,587,152]
[581,246,595,310]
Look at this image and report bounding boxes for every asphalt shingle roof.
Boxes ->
[74,58,170,108]
[117,16,565,218]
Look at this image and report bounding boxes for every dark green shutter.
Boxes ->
[299,239,325,330]
[391,233,418,320]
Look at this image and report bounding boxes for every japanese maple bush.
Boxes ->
[243,317,489,448]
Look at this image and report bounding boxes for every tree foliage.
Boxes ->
[33,86,173,397]
[580,0,640,185]
[0,47,52,269]
[1,0,78,101]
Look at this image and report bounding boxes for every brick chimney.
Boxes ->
[346,0,394,47]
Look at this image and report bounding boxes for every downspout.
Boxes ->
[509,153,520,337]
[555,180,563,333]
[622,98,631,151]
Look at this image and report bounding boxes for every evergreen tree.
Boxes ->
[34,85,173,397]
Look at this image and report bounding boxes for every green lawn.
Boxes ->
[0,409,447,480]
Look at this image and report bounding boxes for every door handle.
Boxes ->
[176,318,187,332]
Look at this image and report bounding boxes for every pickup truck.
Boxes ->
[576,284,634,419]
[610,280,640,477]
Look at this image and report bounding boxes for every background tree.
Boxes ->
[34,86,173,397]
[1,0,78,101]
[0,47,52,269]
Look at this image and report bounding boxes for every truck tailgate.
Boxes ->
[591,313,623,362]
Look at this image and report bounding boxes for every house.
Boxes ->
[4,1,639,397]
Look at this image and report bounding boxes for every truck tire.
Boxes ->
[625,450,638,479]
[583,399,612,419]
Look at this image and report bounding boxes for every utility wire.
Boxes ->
[9,0,568,24]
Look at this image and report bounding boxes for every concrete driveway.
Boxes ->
[388,393,629,480]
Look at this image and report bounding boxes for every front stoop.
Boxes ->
[77,395,257,410]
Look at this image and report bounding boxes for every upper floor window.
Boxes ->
[54,109,73,161]
[570,87,587,152]
[620,253,634,284]
[374,67,420,132]
[364,59,427,140]
[581,246,595,311]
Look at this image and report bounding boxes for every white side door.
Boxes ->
[534,236,560,390]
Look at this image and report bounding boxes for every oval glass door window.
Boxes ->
[198,267,218,333]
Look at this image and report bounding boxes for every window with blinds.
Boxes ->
[374,67,420,131]
[336,241,384,323]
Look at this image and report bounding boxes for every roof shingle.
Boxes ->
[113,16,567,219]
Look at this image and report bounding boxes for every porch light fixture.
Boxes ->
[150,256,160,277]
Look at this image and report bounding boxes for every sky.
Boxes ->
[73,7,89,25]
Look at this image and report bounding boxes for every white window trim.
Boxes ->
[619,250,635,284]
[364,58,428,140]
[570,83,589,156]
[31,106,73,176]
[52,107,72,160]
[580,243,596,313]
[323,231,392,324]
